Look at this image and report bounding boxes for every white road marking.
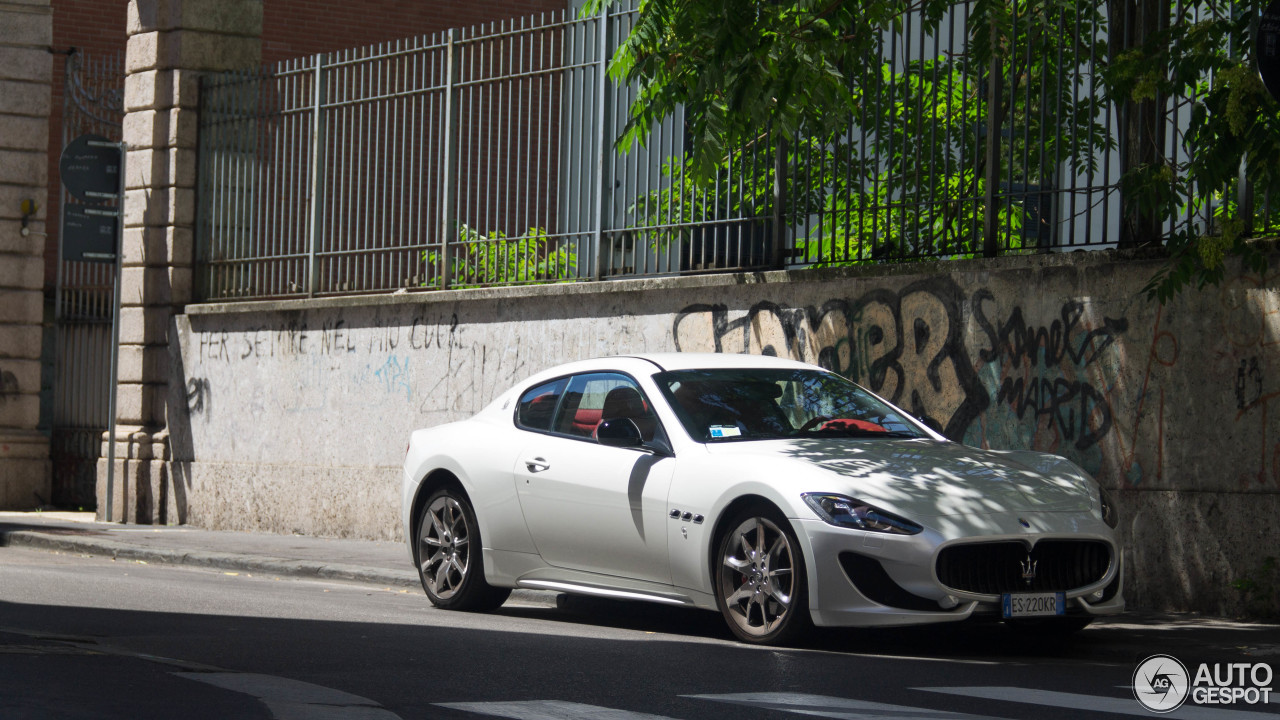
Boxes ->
[685,691,1007,720]
[436,700,679,720]
[1113,686,1280,704]
[175,672,402,720]
[916,687,1280,719]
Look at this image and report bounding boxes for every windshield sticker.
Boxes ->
[709,425,742,438]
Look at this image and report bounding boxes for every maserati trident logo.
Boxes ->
[1020,554,1037,585]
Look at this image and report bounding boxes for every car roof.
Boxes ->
[623,353,819,372]
[514,353,822,391]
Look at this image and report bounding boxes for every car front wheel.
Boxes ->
[416,488,510,611]
[714,505,812,645]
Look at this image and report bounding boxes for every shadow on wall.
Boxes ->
[165,315,193,525]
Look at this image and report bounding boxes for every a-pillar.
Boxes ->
[0,0,53,509]
[100,0,261,522]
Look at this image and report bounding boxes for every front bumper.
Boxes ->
[795,516,1125,628]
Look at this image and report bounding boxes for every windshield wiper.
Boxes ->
[798,428,921,439]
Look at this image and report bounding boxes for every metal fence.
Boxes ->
[195,2,1233,300]
[51,49,124,507]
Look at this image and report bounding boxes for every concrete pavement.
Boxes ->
[0,511,419,588]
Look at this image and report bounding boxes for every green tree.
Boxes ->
[593,0,1111,261]
[590,0,1277,297]
[1102,0,1279,299]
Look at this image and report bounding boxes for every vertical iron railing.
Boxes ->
[51,49,125,508]
[195,1,1244,301]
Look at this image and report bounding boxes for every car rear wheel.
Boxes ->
[714,505,812,645]
[416,488,510,611]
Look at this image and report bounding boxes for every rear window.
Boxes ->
[552,372,661,442]
[515,378,567,431]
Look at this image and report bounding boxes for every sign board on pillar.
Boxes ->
[1260,0,1280,101]
[62,204,119,263]
[59,133,123,264]
[60,134,122,201]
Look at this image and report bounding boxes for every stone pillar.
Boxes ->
[0,0,53,509]
[101,0,261,522]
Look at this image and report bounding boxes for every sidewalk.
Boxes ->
[0,510,563,606]
[0,511,422,588]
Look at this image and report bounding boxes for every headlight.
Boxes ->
[802,493,922,535]
[1098,483,1119,529]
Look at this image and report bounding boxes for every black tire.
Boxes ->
[713,503,813,645]
[415,487,510,611]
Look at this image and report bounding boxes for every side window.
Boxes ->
[553,372,662,442]
[515,378,567,431]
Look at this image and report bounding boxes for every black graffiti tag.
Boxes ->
[974,292,1128,368]
[672,277,990,440]
[1236,356,1263,410]
[974,290,1128,450]
[187,378,211,416]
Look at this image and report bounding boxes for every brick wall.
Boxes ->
[262,0,570,64]
[45,0,129,290]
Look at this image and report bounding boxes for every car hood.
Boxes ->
[703,438,1094,519]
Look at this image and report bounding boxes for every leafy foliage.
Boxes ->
[590,0,1277,298]
[608,0,1109,264]
[424,226,577,288]
[1101,1,1280,300]
[584,0,915,179]
[1232,556,1279,620]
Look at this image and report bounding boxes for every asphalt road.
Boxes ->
[2,547,1278,720]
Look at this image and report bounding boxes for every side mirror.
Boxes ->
[596,418,644,448]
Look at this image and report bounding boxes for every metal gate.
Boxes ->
[50,50,124,508]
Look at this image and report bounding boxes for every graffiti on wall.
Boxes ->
[190,309,531,424]
[180,264,1278,487]
[973,292,1128,452]
[673,277,1133,475]
[1217,274,1280,488]
[186,377,211,416]
[673,278,991,440]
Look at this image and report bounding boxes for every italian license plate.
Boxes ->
[1002,592,1065,618]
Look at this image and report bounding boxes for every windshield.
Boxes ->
[654,368,927,443]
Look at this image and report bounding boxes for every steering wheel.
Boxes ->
[797,415,832,432]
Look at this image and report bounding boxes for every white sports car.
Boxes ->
[401,353,1123,644]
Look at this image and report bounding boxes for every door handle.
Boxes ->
[524,457,550,473]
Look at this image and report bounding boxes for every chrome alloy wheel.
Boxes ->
[717,515,797,639]
[420,495,471,600]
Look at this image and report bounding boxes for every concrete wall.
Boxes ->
[168,250,1280,616]
[0,0,53,509]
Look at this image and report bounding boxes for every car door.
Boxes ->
[513,372,674,585]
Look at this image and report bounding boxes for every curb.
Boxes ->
[0,528,557,606]
[0,529,421,588]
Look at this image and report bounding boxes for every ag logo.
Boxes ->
[1133,654,1190,712]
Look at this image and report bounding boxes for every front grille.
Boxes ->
[935,540,1111,595]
